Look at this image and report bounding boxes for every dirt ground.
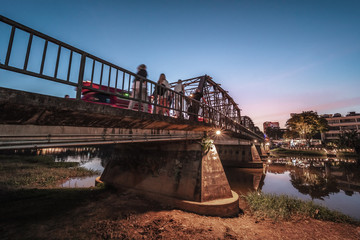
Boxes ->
[2,189,360,240]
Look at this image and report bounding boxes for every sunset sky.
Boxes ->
[1,0,359,130]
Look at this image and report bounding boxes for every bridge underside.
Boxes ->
[0,124,205,150]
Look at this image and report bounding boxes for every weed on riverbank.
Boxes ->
[0,154,100,189]
[244,192,359,225]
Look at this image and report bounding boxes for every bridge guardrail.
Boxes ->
[0,15,264,141]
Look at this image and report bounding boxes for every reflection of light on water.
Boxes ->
[80,158,104,172]
[12,147,106,188]
[37,147,98,155]
[58,157,104,188]
[61,175,99,188]
[55,156,104,171]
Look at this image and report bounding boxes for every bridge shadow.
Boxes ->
[0,188,104,224]
[0,186,168,238]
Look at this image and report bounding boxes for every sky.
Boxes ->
[0,0,359,130]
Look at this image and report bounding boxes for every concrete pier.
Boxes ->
[100,140,239,217]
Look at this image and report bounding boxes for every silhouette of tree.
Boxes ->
[265,127,283,140]
[337,130,360,154]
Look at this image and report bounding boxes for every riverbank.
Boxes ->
[1,154,360,239]
[270,148,327,157]
[0,154,100,189]
[270,147,360,159]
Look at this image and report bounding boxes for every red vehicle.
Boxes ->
[81,81,152,113]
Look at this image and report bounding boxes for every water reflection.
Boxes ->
[51,148,108,188]
[225,156,360,220]
[13,146,110,188]
[267,157,360,198]
[9,146,113,170]
[224,168,265,195]
[60,176,99,188]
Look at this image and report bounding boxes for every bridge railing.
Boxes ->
[0,15,263,141]
[0,15,191,117]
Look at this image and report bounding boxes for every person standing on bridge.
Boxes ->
[188,88,203,121]
[128,64,148,112]
[173,79,184,118]
[156,73,170,115]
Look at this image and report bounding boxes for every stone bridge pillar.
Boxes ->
[251,144,262,162]
[100,140,239,217]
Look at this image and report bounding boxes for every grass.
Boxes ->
[244,192,359,225]
[0,154,101,189]
[270,147,326,157]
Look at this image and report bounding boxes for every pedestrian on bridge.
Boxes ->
[188,88,203,121]
[128,64,148,112]
[173,79,184,118]
[156,73,170,116]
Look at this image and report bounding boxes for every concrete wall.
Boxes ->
[255,144,262,156]
[216,145,252,165]
[201,144,233,201]
[100,141,232,202]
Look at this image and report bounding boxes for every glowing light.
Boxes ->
[215,130,221,135]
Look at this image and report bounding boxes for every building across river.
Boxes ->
[322,111,360,140]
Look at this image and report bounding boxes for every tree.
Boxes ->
[265,127,284,140]
[285,111,329,146]
[337,130,360,154]
[283,129,299,140]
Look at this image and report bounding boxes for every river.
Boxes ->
[37,147,360,220]
[225,156,360,220]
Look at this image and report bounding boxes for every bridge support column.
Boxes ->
[260,143,268,157]
[100,140,239,217]
[251,144,262,162]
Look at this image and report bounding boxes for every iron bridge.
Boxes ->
[0,15,264,149]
